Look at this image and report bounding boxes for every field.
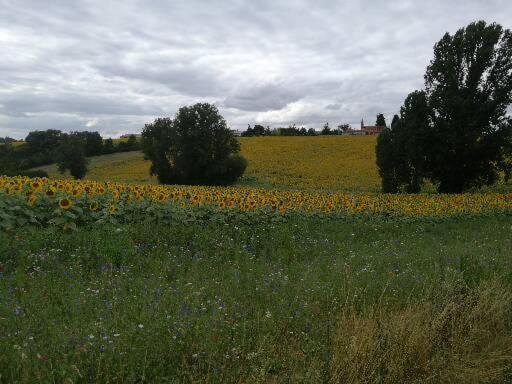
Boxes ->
[2,136,512,382]
[34,136,382,191]
[2,217,512,382]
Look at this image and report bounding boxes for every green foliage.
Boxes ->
[375,113,387,127]
[117,134,141,152]
[425,20,512,192]
[377,91,432,193]
[142,103,247,185]
[80,131,104,156]
[102,138,115,154]
[376,128,398,193]
[377,21,512,194]
[56,133,89,179]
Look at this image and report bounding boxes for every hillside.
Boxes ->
[34,136,381,191]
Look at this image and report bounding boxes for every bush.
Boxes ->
[142,103,247,185]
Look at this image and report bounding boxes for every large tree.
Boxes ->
[142,103,247,185]
[425,20,512,192]
[56,133,89,179]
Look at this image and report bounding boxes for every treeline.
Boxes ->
[242,123,352,137]
[0,130,141,178]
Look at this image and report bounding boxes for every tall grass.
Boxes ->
[332,278,512,383]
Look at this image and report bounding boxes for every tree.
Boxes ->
[253,124,266,136]
[56,133,89,179]
[0,142,20,176]
[103,138,115,154]
[142,103,247,185]
[396,91,432,193]
[425,20,512,192]
[337,124,350,134]
[25,130,63,154]
[376,114,387,127]
[376,128,398,193]
[242,125,254,137]
[83,131,103,156]
[307,128,317,136]
[321,122,331,135]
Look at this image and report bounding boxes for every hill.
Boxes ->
[33,136,381,191]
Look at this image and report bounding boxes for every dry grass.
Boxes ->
[331,279,512,384]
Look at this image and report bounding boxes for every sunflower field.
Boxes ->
[1,175,511,230]
[32,136,382,191]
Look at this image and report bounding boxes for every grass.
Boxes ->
[1,215,512,383]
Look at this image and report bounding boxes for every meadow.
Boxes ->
[2,216,512,383]
[2,136,512,382]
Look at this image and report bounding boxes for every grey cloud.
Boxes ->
[224,83,302,112]
[0,93,162,117]
[325,103,341,111]
[0,0,511,137]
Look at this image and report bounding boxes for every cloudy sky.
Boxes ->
[1,0,511,138]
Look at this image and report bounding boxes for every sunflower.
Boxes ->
[30,180,42,191]
[27,194,38,206]
[108,204,118,215]
[71,188,83,198]
[89,201,100,212]
[59,197,73,210]
[45,188,56,198]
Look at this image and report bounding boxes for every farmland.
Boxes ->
[2,136,512,383]
[34,136,382,191]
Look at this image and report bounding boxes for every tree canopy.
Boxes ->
[142,103,247,185]
[377,20,512,193]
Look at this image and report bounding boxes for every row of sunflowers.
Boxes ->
[1,176,512,229]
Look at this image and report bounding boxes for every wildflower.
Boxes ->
[138,324,144,329]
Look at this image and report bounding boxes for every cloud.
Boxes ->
[224,83,302,111]
[0,0,511,137]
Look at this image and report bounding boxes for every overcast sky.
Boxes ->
[1,0,511,138]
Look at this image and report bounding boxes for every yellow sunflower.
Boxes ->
[59,197,73,210]
[89,201,100,212]
[45,188,56,198]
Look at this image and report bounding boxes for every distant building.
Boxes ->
[341,127,365,136]
[360,119,385,135]
[231,129,241,137]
